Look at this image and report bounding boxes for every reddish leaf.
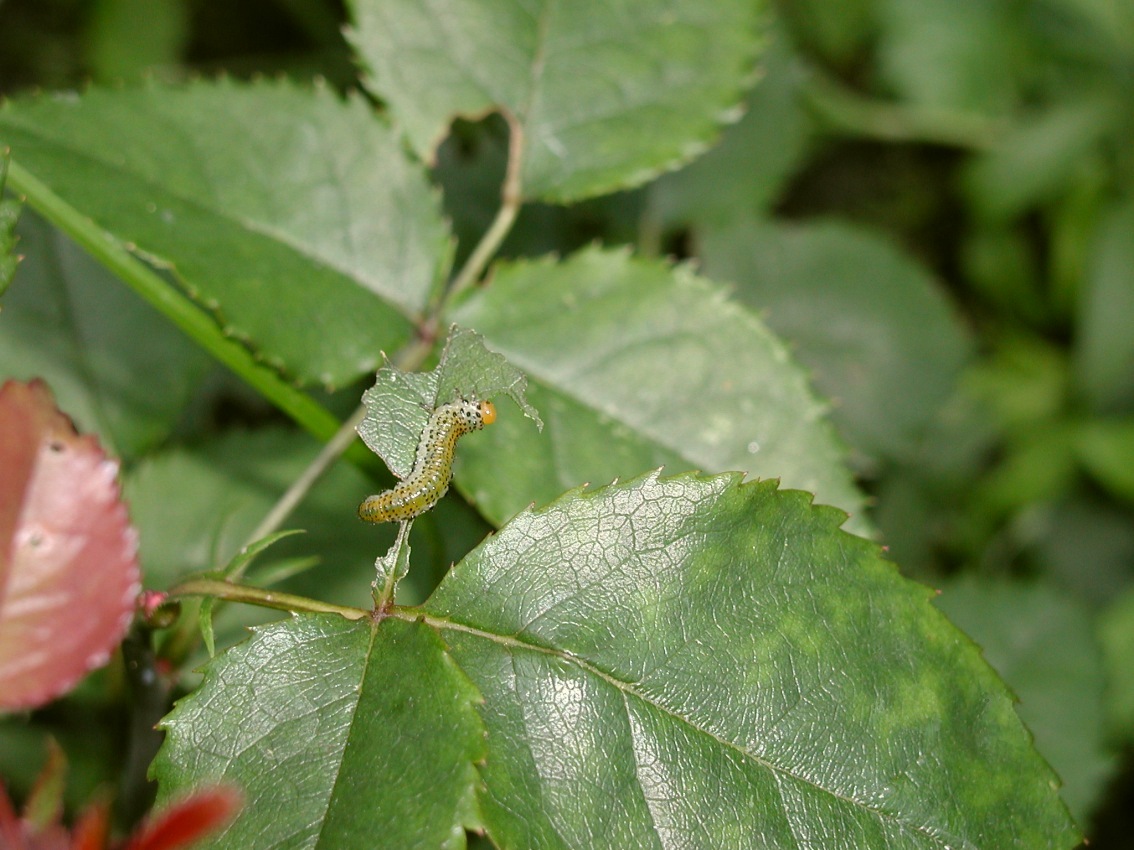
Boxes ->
[69,803,110,850]
[1,782,24,850]
[124,788,241,850]
[0,380,140,711]
[0,783,235,850]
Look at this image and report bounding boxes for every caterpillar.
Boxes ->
[358,397,496,523]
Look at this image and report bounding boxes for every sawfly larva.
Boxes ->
[358,397,496,523]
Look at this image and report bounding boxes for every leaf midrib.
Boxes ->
[5,124,418,319]
[412,609,967,850]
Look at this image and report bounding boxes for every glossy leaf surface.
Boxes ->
[0,80,450,387]
[156,471,1077,847]
[153,615,485,850]
[448,246,869,535]
[425,471,1077,848]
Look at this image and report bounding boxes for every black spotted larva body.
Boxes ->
[358,398,496,523]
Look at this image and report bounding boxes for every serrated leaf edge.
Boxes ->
[420,470,1007,850]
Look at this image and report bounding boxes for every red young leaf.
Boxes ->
[66,802,110,850]
[0,380,140,711]
[0,780,77,850]
[2,746,234,850]
[124,788,241,850]
[1,783,24,848]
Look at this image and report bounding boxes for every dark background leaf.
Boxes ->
[698,218,973,466]
[0,211,211,458]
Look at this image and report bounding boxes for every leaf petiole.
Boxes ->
[168,578,369,620]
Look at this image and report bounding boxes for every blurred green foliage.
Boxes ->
[2,0,1133,844]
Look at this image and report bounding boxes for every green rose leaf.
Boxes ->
[698,218,973,464]
[155,472,1076,848]
[0,79,450,388]
[935,576,1114,825]
[153,615,486,850]
[448,246,870,536]
[347,0,765,202]
[425,471,1078,848]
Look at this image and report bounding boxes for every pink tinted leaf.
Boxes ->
[0,380,140,711]
[125,787,241,850]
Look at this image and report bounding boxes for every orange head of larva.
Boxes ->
[479,400,497,426]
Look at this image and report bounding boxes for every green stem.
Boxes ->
[169,578,368,620]
[442,113,526,306]
[10,118,526,615]
[800,69,1007,150]
[373,522,411,610]
[6,159,378,470]
[242,325,437,550]
[243,405,368,549]
[247,114,529,559]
